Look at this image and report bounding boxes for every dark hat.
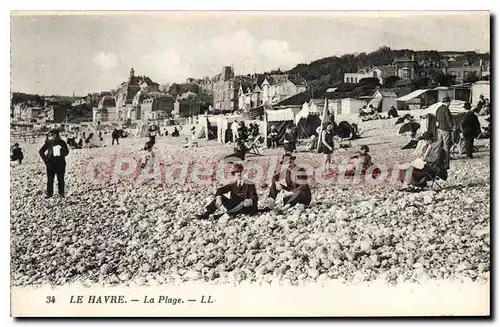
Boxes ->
[463,102,472,110]
[295,166,309,181]
[442,97,451,103]
[230,163,244,175]
[13,142,19,147]
[421,131,434,141]
[360,145,370,153]
[280,154,296,164]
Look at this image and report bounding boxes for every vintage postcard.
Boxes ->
[10,10,490,317]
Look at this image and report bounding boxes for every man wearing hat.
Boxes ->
[195,163,258,220]
[435,96,454,168]
[460,102,481,159]
[266,154,311,213]
[39,129,70,198]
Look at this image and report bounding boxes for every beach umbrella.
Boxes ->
[398,121,421,135]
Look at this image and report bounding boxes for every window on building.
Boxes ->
[402,68,410,78]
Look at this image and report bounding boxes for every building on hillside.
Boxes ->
[213,66,308,112]
[173,91,201,117]
[441,59,487,83]
[344,66,383,84]
[237,78,255,111]
[261,75,307,105]
[12,103,44,122]
[93,96,117,123]
[140,92,175,121]
[393,55,419,80]
[84,93,101,108]
[71,98,86,107]
[343,65,396,85]
[115,68,141,108]
[183,77,213,112]
[44,105,66,123]
[212,66,240,111]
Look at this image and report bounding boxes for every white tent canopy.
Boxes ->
[265,109,295,122]
[471,81,490,106]
[421,99,468,115]
[294,102,321,124]
[397,89,429,102]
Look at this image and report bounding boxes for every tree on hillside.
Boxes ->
[464,71,479,84]
[412,77,431,89]
[159,83,171,93]
[395,79,413,88]
[383,75,401,88]
[359,77,381,88]
[435,73,456,87]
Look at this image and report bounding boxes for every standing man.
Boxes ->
[283,125,297,155]
[39,130,69,198]
[435,96,454,168]
[460,102,481,159]
[111,128,120,145]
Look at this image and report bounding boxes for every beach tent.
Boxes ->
[471,81,490,107]
[396,89,438,110]
[367,89,398,112]
[433,86,453,102]
[216,114,244,143]
[263,109,296,147]
[338,98,368,116]
[294,102,322,138]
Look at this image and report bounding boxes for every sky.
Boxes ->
[11,11,490,96]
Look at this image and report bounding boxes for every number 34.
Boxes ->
[46,296,56,304]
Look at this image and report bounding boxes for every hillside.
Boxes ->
[282,46,490,98]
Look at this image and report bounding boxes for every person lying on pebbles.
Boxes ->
[265,154,311,215]
[194,162,258,220]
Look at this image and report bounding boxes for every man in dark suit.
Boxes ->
[460,102,481,159]
[267,154,311,214]
[39,129,70,198]
[195,163,258,219]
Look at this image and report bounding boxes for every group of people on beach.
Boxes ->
[11,91,489,203]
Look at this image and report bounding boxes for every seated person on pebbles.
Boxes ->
[195,163,258,220]
[266,154,311,215]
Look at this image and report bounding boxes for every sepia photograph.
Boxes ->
[9,10,491,317]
